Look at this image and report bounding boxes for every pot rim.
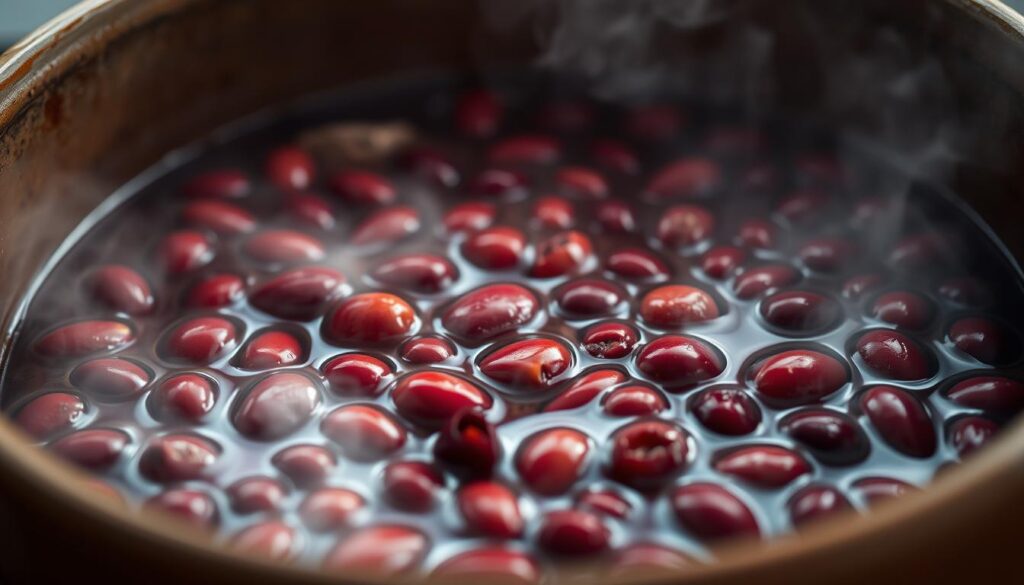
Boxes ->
[1,1,1024,583]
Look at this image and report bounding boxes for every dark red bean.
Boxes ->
[640,285,720,328]
[605,248,670,280]
[480,338,572,391]
[714,445,810,488]
[461,227,526,270]
[545,369,627,412]
[488,135,561,165]
[776,191,827,224]
[576,489,632,519]
[323,525,428,575]
[858,385,937,458]
[647,158,721,199]
[148,373,216,423]
[949,317,1016,364]
[842,274,884,300]
[872,291,934,329]
[658,205,715,248]
[433,548,539,584]
[761,291,840,333]
[400,336,455,364]
[272,444,336,488]
[322,404,407,461]
[466,168,529,198]
[286,192,335,230]
[455,89,503,138]
[701,246,746,280]
[70,358,150,401]
[444,201,495,233]
[244,229,324,264]
[145,489,218,529]
[50,429,129,470]
[181,200,256,235]
[857,330,935,380]
[554,279,625,317]
[590,139,640,174]
[329,170,396,205]
[350,206,420,246]
[159,231,214,274]
[265,145,315,191]
[851,477,917,505]
[948,416,998,457]
[603,385,668,416]
[888,233,947,271]
[735,218,777,249]
[937,277,989,307]
[945,376,1024,413]
[372,254,458,293]
[530,230,593,278]
[188,273,246,308]
[228,476,286,514]
[250,266,346,321]
[635,335,725,387]
[457,481,523,538]
[399,146,460,188]
[798,237,854,273]
[595,199,636,233]
[611,544,693,572]
[300,487,365,532]
[238,330,304,370]
[323,293,417,346]
[691,388,761,436]
[536,510,610,557]
[433,408,500,478]
[232,372,321,440]
[671,482,760,541]
[322,353,393,396]
[182,169,249,198]
[733,265,800,300]
[161,316,238,363]
[442,284,539,342]
[789,485,852,527]
[139,433,219,482]
[516,428,590,495]
[230,521,296,561]
[15,392,85,439]
[391,371,492,429]
[85,265,154,315]
[625,104,683,142]
[555,166,609,199]
[531,196,574,229]
[35,320,134,359]
[383,460,444,512]
[582,322,639,359]
[849,198,889,230]
[606,420,691,490]
[754,349,848,404]
[780,409,869,465]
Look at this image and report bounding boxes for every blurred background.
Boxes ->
[4,0,1024,50]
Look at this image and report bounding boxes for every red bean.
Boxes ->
[789,485,852,527]
[605,248,670,280]
[536,510,610,557]
[230,521,296,561]
[391,371,492,429]
[635,335,725,387]
[948,416,998,457]
[70,358,150,401]
[851,477,916,505]
[84,265,154,315]
[323,525,428,575]
[761,291,840,333]
[442,284,539,342]
[148,373,216,422]
[658,205,715,247]
[590,139,640,174]
[595,199,637,233]
[444,201,495,234]
[606,420,691,490]
[433,408,500,478]
[322,404,407,461]
[532,196,574,229]
[671,482,760,541]
[480,338,572,391]
[576,489,633,519]
[323,293,417,345]
[488,135,561,165]
[244,229,324,264]
[701,246,746,279]
[349,206,420,246]
[691,388,761,436]
[466,168,529,198]
[145,488,218,529]
[462,226,526,270]
[780,409,869,465]
[516,428,590,495]
[713,445,810,488]
[15,392,86,439]
[322,353,393,397]
[272,444,336,488]
[555,166,609,199]
[161,316,238,363]
[35,320,134,359]
[50,429,129,470]
[625,104,683,142]
[265,145,315,191]
[856,330,934,380]
[372,254,457,293]
[530,230,593,278]
[733,265,800,299]
[182,169,249,199]
[433,547,540,584]
[383,460,444,512]
[871,291,934,329]
[554,279,625,317]
[139,433,219,482]
[400,336,455,364]
[798,237,855,273]
[545,369,627,412]
[300,487,365,532]
[603,385,668,417]
[188,273,246,308]
[888,233,946,271]
[753,349,848,404]
[181,200,256,235]
[329,170,396,205]
[232,372,321,440]
[228,476,286,514]
[455,89,503,138]
[457,481,523,538]
[735,218,777,249]
[776,191,828,224]
[582,322,639,359]
[159,230,213,274]
[399,146,461,188]
[640,285,720,328]
[858,385,936,458]
[937,277,989,307]
[238,330,304,370]
[250,266,346,321]
[285,192,335,230]
[842,274,884,300]
[647,158,721,199]
[945,375,1024,413]
[948,317,1016,364]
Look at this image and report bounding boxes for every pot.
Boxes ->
[0,1,1022,583]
